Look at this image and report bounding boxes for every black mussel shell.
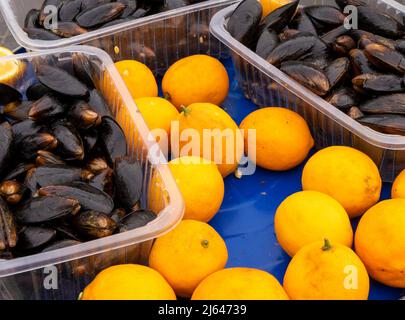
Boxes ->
[24,9,41,29]
[18,226,56,251]
[73,210,117,239]
[39,182,114,214]
[24,28,62,40]
[59,0,83,22]
[114,157,143,211]
[260,0,299,33]
[36,64,89,98]
[88,89,113,117]
[76,3,126,28]
[51,121,85,161]
[16,196,81,224]
[227,0,263,46]
[0,122,13,176]
[26,82,53,101]
[118,209,157,233]
[256,29,279,59]
[98,116,128,165]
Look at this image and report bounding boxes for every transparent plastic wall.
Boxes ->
[0,47,184,300]
[211,0,405,182]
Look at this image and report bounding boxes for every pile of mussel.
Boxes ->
[24,0,208,40]
[0,55,157,259]
[228,0,405,135]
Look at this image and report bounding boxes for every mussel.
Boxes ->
[73,210,117,239]
[118,209,157,233]
[364,43,405,74]
[68,101,101,130]
[39,182,114,214]
[114,157,143,210]
[28,94,66,121]
[0,123,13,176]
[76,2,126,28]
[352,74,404,94]
[357,6,404,39]
[227,0,262,46]
[260,0,299,33]
[59,0,83,22]
[359,94,405,114]
[358,114,405,135]
[16,196,81,224]
[17,226,56,251]
[0,83,22,106]
[36,64,89,98]
[98,116,128,165]
[51,121,85,161]
[280,61,330,96]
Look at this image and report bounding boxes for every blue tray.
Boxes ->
[209,58,404,300]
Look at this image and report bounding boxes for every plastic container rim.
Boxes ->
[0,45,185,278]
[0,0,238,51]
[210,2,405,150]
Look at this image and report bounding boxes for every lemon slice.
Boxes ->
[0,46,24,86]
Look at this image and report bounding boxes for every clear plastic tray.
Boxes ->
[0,46,184,300]
[0,0,238,75]
[211,0,405,182]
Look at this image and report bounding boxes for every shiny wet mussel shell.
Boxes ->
[76,2,126,28]
[36,64,89,98]
[99,116,128,165]
[73,210,117,239]
[227,0,262,46]
[118,209,157,233]
[16,196,81,224]
[17,226,56,251]
[114,157,143,211]
[39,182,114,214]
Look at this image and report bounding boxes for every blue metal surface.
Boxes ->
[210,58,403,300]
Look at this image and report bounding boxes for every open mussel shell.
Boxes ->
[357,5,404,39]
[227,0,262,46]
[17,226,57,251]
[260,0,299,33]
[0,83,22,106]
[114,157,143,211]
[99,116,128,165]
[0,197,18,250]
[76,2,126,28]
[73,210,117,239]
[16,195,81,224]
[118,209,157,233]
[39,182,114,214]
[35,64,89,98]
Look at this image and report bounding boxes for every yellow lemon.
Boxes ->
[284,239,370,300]
[355,199,405,288]
[173,103,243,177]
[275,191,353,257]
[149,219,228,298]
[240,107,314,171]
[192,268,289,300]
[115,60,158,99]
[302,146,381,218]
[162,55,229,109]
[81,264,176,300]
